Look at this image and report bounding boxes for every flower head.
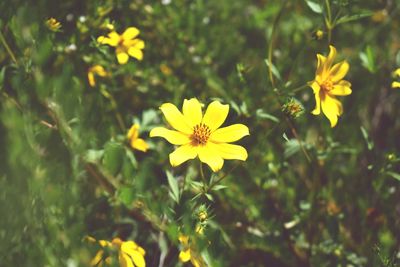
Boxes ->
[150,98,249,172]
[309,45,352,127]
[46,17,61,32]
[88,237,146,267]
[127,124,149,152]
[391,68,400,89]
[97,27,145,64]
[88,65,109,87]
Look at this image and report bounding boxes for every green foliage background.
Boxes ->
[0,0,399,266]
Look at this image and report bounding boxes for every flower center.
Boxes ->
[191,123,211,146]
[321,79,333,92]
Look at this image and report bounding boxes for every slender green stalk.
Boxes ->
[0,31,18,65]
[325,0,332,44]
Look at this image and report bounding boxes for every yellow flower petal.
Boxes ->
[311,84,322,115]
[182,98,203,127]
[92,65,108,77]
[202,101,229,131]
[122,27,140,40]
[392,81,400,88]
[121,242,146,267]
[91,250,104,266]
[169,144,198,167]
[119,253,134,267]
[321,94,343,127]
[125,39,145,50]
[394,68,400,77]
[330,80,352,96]
[210,124,249,143]
[127,124,139,140]
[150,127,191,145]
[159,103,193,134]
[198,145,224,172]
[213,143,248,161]
[127,48,143,61]
[324,45,337,73]
[107,31,121,46]
[88,72,95,87]
[178,235,189,245]
[132,138,148,152]
[179,249,191,263]
[316,54,326,79]
[329,61,350,83]
[116,50,129,64]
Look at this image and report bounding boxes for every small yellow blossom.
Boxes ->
[89,237,146,267]
[392,68,400,89]
[309,45,352,127]
[127,124,149,152]
[97,27,145,64]
[178,235,204,267]
[313,30,324,40]
[46,18,62,32]
[150,98,249,172]
[88,65,109,87]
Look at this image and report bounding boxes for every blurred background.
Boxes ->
[0,0,399,266]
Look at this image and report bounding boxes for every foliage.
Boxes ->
[0,0,399,266]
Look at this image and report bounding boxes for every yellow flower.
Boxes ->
[127,124,149,152]
[391,68,400,89]
[97,27,145,65]
[309,45,352,127]
[178,235,204,267]
[89,237,146,267]
[149,98,249,172]
[46,17,61,32]
[88,65,109,87]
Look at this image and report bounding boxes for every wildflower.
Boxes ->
[87,65,109,87]
[97,27,145,64]
[88,237,146,267]
[309,45,352,127]
[46,17,61,32]
[127,124,149,152]
[178,235,204,267]
[391,68,400,89]
[150,98,249,172]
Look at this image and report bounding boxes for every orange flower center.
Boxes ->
[191,123,211,146]
[321,79,333,92]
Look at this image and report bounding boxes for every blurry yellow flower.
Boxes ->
[97,27,145,64]
[46,17,61,32]
[89,237,146,267]
[88,65,109,87]
[160,64,172,75]
[127,124,149,152]
[150,98,249,172]
[371,9,388,23]
[309,45,352,127]
[178,235,204,267]
[392,68,400,89]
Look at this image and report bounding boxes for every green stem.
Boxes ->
[199,161,207,186]
[325,0,332,44]
[0,30,18,65]
[291,84,309,93]
[207,163,239,193]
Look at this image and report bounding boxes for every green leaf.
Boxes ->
[212,185,228,191]
[386,171,400,182]
[117,186,135,206]
[102,142,124,176]
[336,12,373,25]
[166,171,180,204]
[359,46,376,73]
[264,59,281,81]
[360,126,374,150]
[0,67,5,91]
[305,1,323,14]
[256,109,280,123]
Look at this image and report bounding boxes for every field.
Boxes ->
[0,0,399,266]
